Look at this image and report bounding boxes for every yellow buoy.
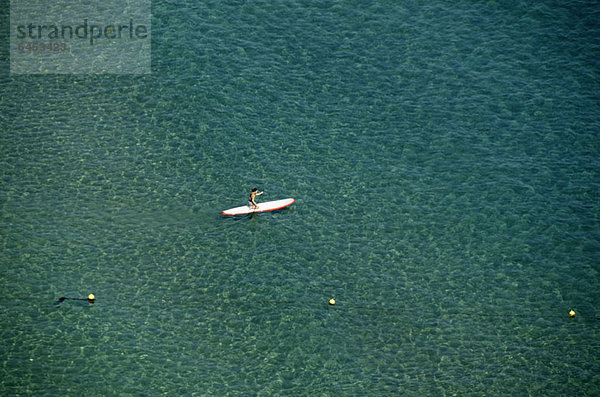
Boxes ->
[569,309,575,318]
[88,293,95,301]
[329,298,336,306]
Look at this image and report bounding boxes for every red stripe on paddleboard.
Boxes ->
[221,198,295,216]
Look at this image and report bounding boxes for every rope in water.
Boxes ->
[49,295,596,320]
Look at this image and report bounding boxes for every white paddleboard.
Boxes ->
[221,198,295,216]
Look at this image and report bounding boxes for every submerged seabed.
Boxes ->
[1,1,599,395]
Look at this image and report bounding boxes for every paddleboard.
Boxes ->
[221,198,295,216]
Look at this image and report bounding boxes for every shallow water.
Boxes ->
[1,1,599,395]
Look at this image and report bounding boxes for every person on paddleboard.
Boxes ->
[248,188,264,209]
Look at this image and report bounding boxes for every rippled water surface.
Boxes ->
[1,1,599,395]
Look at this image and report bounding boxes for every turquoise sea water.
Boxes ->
[1,1,599,395]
